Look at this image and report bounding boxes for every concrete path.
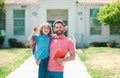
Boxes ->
[6,54,91,78]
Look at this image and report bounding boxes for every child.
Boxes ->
[28,23,52,78]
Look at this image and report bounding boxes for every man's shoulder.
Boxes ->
[64,36,74,43]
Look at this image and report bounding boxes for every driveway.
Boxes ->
[6,54,91,78]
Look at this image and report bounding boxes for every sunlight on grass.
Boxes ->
[77,47,120,78]
[0,48,32,78]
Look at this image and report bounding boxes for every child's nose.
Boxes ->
[45,28,49,31]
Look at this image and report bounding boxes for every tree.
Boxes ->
[0,0,6,21]
[97,1,120,26]
[0,0,5,47]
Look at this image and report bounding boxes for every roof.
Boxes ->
[5,0,38,5]
[5,0,114,5]
[77,0,114,4]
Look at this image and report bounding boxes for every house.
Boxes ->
[1,0,120,47]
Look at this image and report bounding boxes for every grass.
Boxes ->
[0,48,32,78]
[77,47,120,78]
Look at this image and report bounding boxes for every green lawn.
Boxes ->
[0,48,32,78]
[1,47,120,78]
[77,47,120,78]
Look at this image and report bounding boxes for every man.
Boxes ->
[46,19,76,78]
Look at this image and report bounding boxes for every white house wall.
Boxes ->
[4,1,120,47]
[4,0,77,47]
[87,5,120,46]
[5,5,39,47]
[76,4,120,47]
[75,6,86,47]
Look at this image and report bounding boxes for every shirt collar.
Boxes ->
[54,34,65,39]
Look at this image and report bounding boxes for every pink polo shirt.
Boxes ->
[47,35,75,72]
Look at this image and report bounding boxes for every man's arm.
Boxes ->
[63,50,75,61]
[55,50,76,64]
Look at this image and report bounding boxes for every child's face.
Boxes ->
[42,25,50,35]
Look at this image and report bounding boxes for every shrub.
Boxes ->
[107,41,119,48]
[17,42,24,48]
[23,43,30,48]
[90,42,108,47]
[0,36,4,48]
[8,38,17,48]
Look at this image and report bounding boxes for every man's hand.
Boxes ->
[55,58,63,65]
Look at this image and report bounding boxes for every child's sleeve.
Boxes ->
[31,36,36,55]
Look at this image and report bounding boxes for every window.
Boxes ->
[14,10,25,35]
[110,26,120,35]
[90,9,101,35]
[0,14,5,36]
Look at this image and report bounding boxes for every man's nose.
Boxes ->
[57,27,61,30]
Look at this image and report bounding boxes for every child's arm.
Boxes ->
[28,31,35,42]
[28,27,38,42]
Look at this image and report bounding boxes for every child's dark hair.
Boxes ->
[53,19,65,27]
[38,23,52,36]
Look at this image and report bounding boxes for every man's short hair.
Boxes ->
[53,19,65,27]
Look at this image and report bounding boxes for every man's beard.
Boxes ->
[55,30,64,36]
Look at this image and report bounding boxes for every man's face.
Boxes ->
[54,23,65,36]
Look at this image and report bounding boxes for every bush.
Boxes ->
[107,41,119,48]
[8,38,17,48]
[17,42,24,48]
[90,42,108,47]
[8,38,30,48]
[23,44,30,48]
[0,36,4,48]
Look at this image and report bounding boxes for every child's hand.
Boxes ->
[64,26,68,32]
[33,27,38,32]
[35,60,40,65]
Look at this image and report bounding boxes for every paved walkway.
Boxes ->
[6,54,91,78]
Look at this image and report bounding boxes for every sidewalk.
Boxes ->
[6,54,91,78]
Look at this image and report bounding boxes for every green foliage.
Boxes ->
[97,1,120,26]
[0,0,6,20]
[8,38,17,48]
[0,36,4,48]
